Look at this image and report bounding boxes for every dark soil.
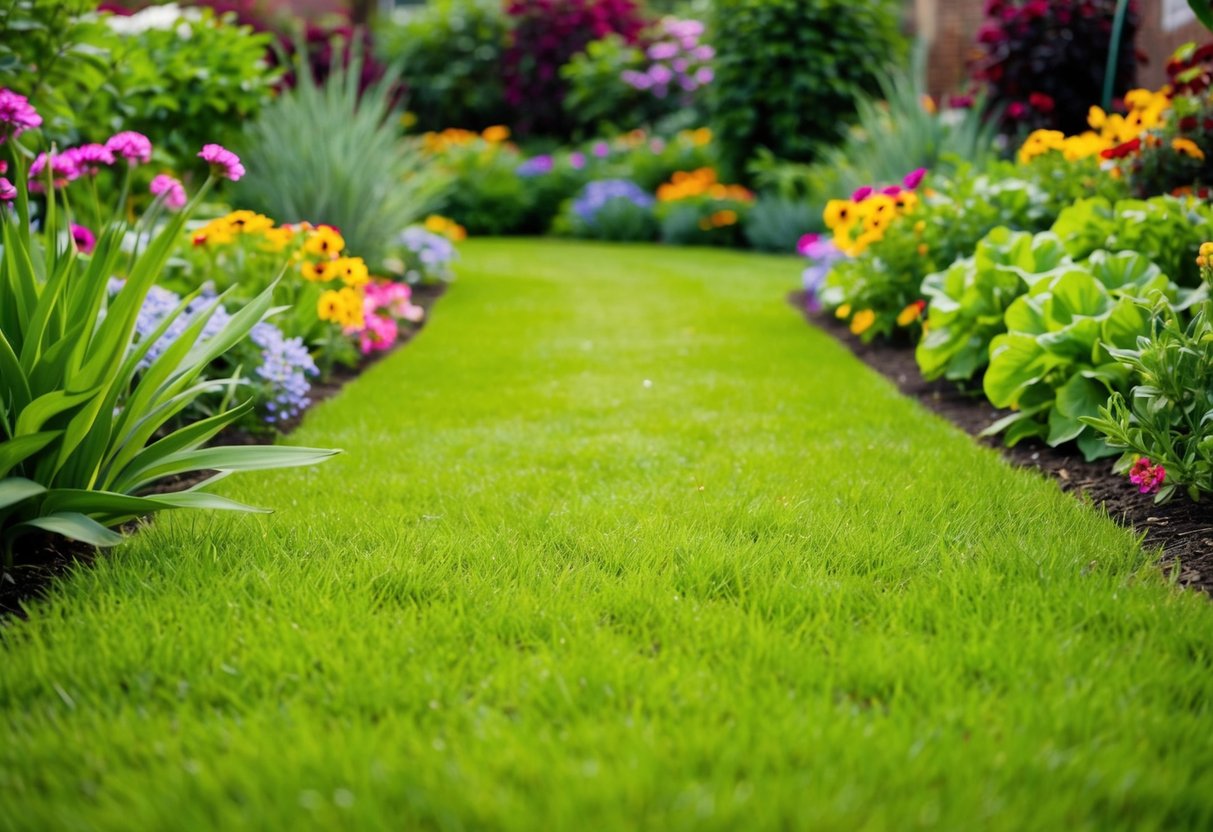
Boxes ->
[794,292,1213,594]
[0,284,447,618]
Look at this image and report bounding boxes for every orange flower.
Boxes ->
[850,309,876,335]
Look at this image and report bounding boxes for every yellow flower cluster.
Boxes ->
[193,210,276,247]
[423,214,468,242]
[682,127,713,147]
[317,287,365,329]
[822,190,920,257]
[656,168,753,203]
[1017,87,1171,164]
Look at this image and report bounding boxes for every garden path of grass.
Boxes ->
[2,239,1212,831]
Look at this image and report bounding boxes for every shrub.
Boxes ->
[561,35,654,138]
[564,179,657,242]
[973,0,1139,136]
[233,47,440,267]
[1084,289,1213,503]
[502,0,648,137]
[655,167,752,246]
[379,0,511,133]
[0,105,336,563]
[424,129,535,235]
[709,0,905,177]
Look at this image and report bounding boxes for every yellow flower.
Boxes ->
[338,287,365,329]
[823,199,856,230]
[400,111,418,130]
[894,191,919,213]
[261,226,295,252]
[835,304,852,319]
[897,301,926,327]
[1199,242,1213,256]
[304,225,345,259]
[1087,105,1107,129]
[913,220,926,235]
[334,256,370,287]
[482,125,510,143]
[690,127,712,146]
[317,290,345,323]
[302,259,335,282]
[850,309,876,335]
[1172,137,1206,160]
[423,214,468,241]
[921,94,937,115]
[225,210,274,235]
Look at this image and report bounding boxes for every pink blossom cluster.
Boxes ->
[1129,458,1166,495]
[150,174,187,211]
[621,18,714,102]
[198,143,245,181]
[0,89,41,141]
[353,282,426,355]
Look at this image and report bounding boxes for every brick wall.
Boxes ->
[909,0,1212,97]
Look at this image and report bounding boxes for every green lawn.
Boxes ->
[2,239,1211,830]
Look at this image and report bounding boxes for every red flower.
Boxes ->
[1101,138,1141,160]
[1028,92,1055,113]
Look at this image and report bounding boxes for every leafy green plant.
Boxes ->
[708,0,905,177]
[1052,195,1213,287]
[918,229,1073,382]
[378,0,511,133]
[981,251,1178,459]
[1083,295,1213,502]
[233,46,440,267]
[560,35,653,139]
[743,196,821,253]
[0,132,337,564]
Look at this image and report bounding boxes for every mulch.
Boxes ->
[793,292,1213,595]
[0,284,446,618]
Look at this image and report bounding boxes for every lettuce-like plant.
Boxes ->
[917,229,1072,381]
[981,251,1178,459]
[1083,296,1213,503]
[0,111,337,565]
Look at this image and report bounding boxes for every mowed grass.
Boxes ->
[2,239,1212,830]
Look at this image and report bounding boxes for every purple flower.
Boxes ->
[851,186,873,202]
[150,173,187,210]
[881,185,902,197]
[569,152,586,169]
[0,177,16,202]
[106,131,153,164]
[648,42,679,60]
[0,89,41,141]
[64,143,115,176]
[29,151,78,191]
[648,64,674,86]
[694,67,714,86]
[516,154,554,177]
[621,69,652,90]
[903,168,928,190]
[572,179,654,228]
[71,223,96,254]
[592,141,610,159]
[198,143,245,181]
[800,236,844,312]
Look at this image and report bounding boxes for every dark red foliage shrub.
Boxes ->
[503,0,649,137]
[973,0,1141,135]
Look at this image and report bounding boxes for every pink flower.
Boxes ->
[0,177,15,202]
[356,312,399,355]
[851,186,873,202]
[149,173,187,210]
[881,185,902,197]
[198,143,245,181]
[0,89,42,141]
[29,151,78,191]
[105,131,152,164]
[64,143,115,176]
[1128,458,1166,495]
[797,233,820,257]
[71,223,96,254]
[903,168,928,189]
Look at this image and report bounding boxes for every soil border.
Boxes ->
[794,292,1212,594]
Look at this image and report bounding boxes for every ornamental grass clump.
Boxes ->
[0,92,337,564]
[233,46,440,267]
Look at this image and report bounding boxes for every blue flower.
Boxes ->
[571,179,654,228]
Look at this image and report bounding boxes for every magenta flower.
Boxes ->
[881,185,902,197]
[149,173,187,210]
[568,151,586,170]
[29,151,78,191]
[592,141,610,159]
[903,168,928,190]
[198,143,245,181]
[797,233,820,257]
[64,143,115,176]
[0,89,42,141]
[1128,458,1166,495]
[71,223,96,254]
[851,186,874,203]
[0,177,15,202]
[106,131,152,164]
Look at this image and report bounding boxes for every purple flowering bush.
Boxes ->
[0,90,335,562]
[561,179,658,241]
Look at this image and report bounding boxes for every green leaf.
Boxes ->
[0,431,62,479]
[12,512,125,548]
[0,477,46,511]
